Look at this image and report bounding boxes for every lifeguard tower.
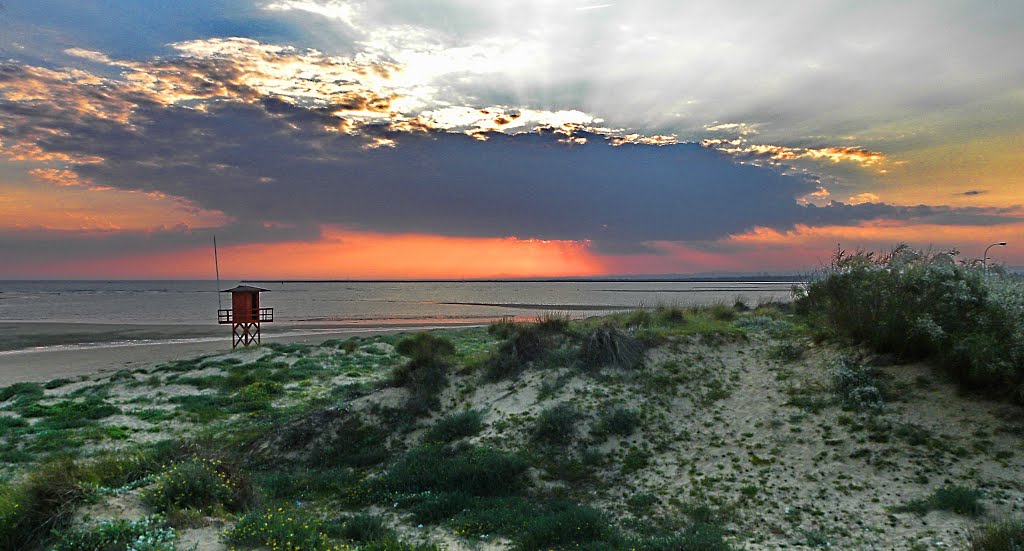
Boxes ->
[218,285,274,348]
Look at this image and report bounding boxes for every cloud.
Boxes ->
[962,190,987,196]
[701,140,887,168]
[2,37,1021,269]
[847,192,881,205]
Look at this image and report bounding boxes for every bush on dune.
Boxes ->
[796,245,1024,402]
[391,333,456,416]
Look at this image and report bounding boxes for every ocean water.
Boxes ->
[0,280,797,325]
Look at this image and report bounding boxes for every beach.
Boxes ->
[0,321,486,384]
[0,279,794,384]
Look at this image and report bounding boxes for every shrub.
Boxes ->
[484,324,560,380]
[335,513,392,543]
[392,333,455,416]
[796,245,1024,401]
[969,517,1024,550]
[421,409,485,444]
[578,326,644,371]
[655,306,686,324]
[141,457,253,514]
[896,485,985,517]
[531,403,581,446]
[591,405,641,439]
[0,458,87,549]
[831,357,886,413]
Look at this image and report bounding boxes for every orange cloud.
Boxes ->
[0,184,228,232]
[702,140,887,168]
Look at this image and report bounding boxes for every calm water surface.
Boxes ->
[0,280,797,325]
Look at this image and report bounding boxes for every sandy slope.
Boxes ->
[7,322,1023,550]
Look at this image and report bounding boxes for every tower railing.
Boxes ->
[218,308,274,324]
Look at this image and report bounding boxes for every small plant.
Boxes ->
[831,357,886,412]
[768,341,805,363]
[536,312,572,334]
[591,405,641,439]
[531,403,581,446]
[621,447,652,474]
[421,409,484,444]
[896,485,985,517]
[141,457,252,514]
[968,517,1024,550]
[335,513,393,543]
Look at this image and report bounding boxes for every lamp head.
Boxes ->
[997,242,1007,246]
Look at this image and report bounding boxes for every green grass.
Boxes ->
[0,383,44,409]
[968,517,1024,550]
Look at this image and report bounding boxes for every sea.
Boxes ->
[0,280,798,326]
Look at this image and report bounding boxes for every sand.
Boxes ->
[0,321,486,384]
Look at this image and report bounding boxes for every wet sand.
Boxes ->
[0,322,485,384]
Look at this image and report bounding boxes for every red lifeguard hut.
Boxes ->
[218,285,273,348]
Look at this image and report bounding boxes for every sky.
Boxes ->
[1,0,1022,279]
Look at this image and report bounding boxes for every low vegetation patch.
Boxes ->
[50,514,176,551]
[421,409,485,444]
[895,485,985,517]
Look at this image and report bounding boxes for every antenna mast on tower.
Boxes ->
[213,235,222,309]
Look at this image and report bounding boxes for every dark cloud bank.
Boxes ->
[2,70,1020,262]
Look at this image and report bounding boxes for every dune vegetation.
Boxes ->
[1,250,1023,550]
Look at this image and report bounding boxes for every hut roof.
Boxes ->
[221,285,269,293]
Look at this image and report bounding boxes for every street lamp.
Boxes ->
[983,242,1008,274]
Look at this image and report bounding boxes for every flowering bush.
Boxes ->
[140,457,250,514]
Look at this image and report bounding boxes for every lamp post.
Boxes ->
[983,242,1007,274]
